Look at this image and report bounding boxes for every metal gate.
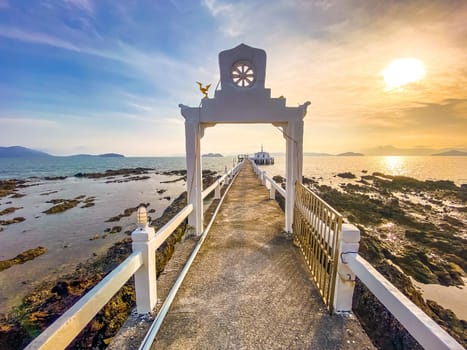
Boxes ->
[293,183,342,312]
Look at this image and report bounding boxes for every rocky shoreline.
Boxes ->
[301,172,466,347]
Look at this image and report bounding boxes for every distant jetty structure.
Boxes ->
[27,44,463,350]
[252,144,274,165]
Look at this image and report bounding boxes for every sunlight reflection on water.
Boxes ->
[382,156,404,175]
[261,156,467,185]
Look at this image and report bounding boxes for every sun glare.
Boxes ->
[383,156,403,175]
[382,58,425,90]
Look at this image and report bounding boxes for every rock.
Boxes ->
[51,281,69,297]
[0,207,23,216]
[75,168,153,179]
[337,172,356,179]
[0,246,47,272]
[44,176,67,180]
[43,199,80,215]
[109,226,122,234]
[0,217,26,225]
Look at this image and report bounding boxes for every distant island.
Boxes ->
[0,146,50,158]
[432,150,467,156]
[0,146,125,158]
[304,151,364,156]
[98,153,124,158]
[336,152,364,156]
[202,153,223,157]
[304,152,332,156]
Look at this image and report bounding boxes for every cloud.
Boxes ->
[126,102,153,111]
[203,0,232,17]
[64,0,94,15]
[401,99,467,128]
[0,26,81,52]
[202,0,247,37]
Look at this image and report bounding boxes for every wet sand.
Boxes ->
[414,278,467,321]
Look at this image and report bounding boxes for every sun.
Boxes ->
[382,58,425,90]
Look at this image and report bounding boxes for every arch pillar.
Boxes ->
[285,119,304,233]
[185,117,203,235]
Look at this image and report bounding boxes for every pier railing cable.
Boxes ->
[25,162,244,350]
[250,160,463,350]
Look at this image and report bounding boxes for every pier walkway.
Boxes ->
[152,162,374,349]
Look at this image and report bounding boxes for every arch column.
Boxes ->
[185,117,203,235]
[285,119,304,233]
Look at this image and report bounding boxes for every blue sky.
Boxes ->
[0,0,466,155]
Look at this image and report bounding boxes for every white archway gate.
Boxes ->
[179,44,310,234]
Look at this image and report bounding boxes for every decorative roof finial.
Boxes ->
[261,144,263,153]
[196,81,211,99]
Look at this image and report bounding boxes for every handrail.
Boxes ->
[26,252,144,350]
[150,204,193,250]
[263,173,286,197]
[346,254,463,350]
[250,160,286,198]
[25,162,242,350]
[201,174,226,199]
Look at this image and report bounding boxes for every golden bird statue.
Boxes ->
[196,81,211,99]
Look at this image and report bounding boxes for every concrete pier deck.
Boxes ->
[153,162,374,349]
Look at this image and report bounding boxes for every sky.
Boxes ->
[0,0,466,156]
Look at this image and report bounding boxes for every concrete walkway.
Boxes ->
[153,162,374,349]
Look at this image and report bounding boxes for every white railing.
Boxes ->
[26,163,243,350]
[344,254,463,350]
[250,160,286,198]
[251,162,463,350]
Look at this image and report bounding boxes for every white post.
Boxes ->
[214,182,221,199]
[185,118,203,234]
[285,119,304,233]
[132,225,157,314]
[269,185,276,200]
[333,223,360,313]
[261,171,266,186]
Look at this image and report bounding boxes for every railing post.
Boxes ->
[261,171,266,186]
[269,184,276,199]
[214,181,221,199]
[132,224,157,314]
[225,169,230,185]
[333,223,360,313]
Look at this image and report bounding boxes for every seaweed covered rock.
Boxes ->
[0,247,47,272]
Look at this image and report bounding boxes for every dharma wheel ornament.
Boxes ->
[231,60,255,87]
